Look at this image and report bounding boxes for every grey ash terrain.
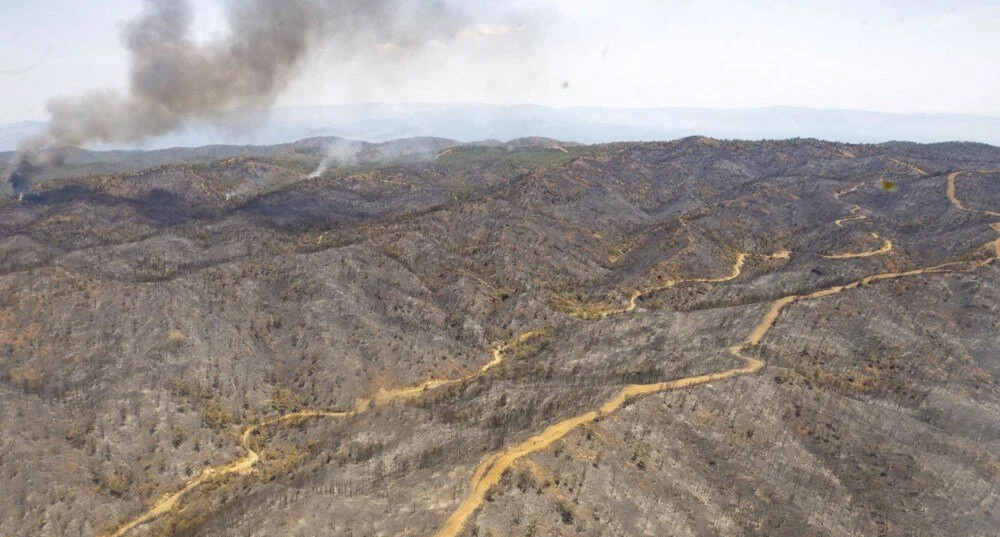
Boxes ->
[1,135,999,537]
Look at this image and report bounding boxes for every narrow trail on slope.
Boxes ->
[431,244,1000,537]
[890,158,929,176]
[560,189,892,321]
[948,170,1000,218]
[948,170,1000,257]
[102,331,545,537]
[430,171,1000,537]
[557,221,892,320]
[104,407,355,537]
[833,183,864,201]
[553,251,752,320]
[834,205,865,227]
[617,251,749,315]
[822,232,893,259]
[105,169,1000,537]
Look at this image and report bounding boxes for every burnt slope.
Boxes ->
[0,137,998,537]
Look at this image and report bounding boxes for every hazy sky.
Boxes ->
[2,0,999,124]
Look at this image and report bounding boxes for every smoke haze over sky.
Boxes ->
[2,0,999,125]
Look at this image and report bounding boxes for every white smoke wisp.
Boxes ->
[309,139,364,179]
[307,137,459,178]
[307,163,329,180]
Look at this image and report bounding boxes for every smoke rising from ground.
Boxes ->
[7,0,473,195]
[309,139,364,178]
[308,137,453,178]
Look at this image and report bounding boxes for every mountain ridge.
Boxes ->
[3,103,999,152]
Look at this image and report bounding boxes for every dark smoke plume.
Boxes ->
[7,0,468,195]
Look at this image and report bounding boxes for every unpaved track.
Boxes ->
[948,170,1000,217]
[890,158,929,176]
[572,198,892,320]
[102,332,544,537]
[823,232,893,259]
[430,171,1000,537]
[573,251,750,320]
[430,247,998,537]
[622,252,748,313]
[106,169,999,537]
[833,183,864,200]
[834,205,865,227]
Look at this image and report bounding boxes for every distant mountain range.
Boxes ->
[2,103,998,151]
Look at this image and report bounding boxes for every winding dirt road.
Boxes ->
[102,331,544,537]
[890,158,929,176]
[823,232,893,259]
[558,251,751,320]
[948,171,1000,218]
[431,248,998,537]
[834,205,865,227]
[105,169,998,537]
[621,252,748,313]
[565,197,895,320]
[430,171,1000,537]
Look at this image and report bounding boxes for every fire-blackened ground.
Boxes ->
[1,137,998,537]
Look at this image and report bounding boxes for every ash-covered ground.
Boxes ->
[1,136,998,537]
